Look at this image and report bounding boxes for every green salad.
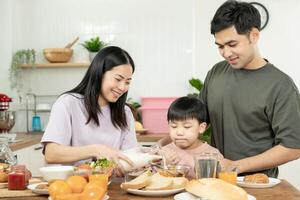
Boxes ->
[90,158,114,169]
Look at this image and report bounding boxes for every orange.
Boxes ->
[84,180,107,193]
[80,187,106,200]
[88,174,108,185]
[66,175,88,193]
[48,180,72,198]
[55,193,81,200]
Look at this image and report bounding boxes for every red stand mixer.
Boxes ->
[0,94,15,133]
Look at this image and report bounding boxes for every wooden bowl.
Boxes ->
[43,48,73,63]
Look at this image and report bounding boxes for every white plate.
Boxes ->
[48,194,109,200]
[237,176,281,188]
[0,182,8,189]
[174,192,256,200]
[27,182,49,195]
[126,188,184,197]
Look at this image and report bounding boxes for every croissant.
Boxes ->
[244,173,269,184]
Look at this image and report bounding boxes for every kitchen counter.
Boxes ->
[1,178,299,200]
[9,132,43,152]
[9,132,166,152]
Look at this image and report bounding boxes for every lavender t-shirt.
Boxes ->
[41,93,138,155]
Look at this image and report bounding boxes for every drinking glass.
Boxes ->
[218,165,238,185]
[0,137,17,165]
[194,152,218,179]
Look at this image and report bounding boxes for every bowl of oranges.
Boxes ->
[48,174,109,200]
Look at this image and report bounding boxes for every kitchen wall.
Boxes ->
[1,0,300,189]
[2,0,300,102]
[0,0,12,95]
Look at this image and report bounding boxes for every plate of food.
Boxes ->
[121,170,188,197]
[0,163,9,188]
[27,182,49,195]
[237,173,281,188]
[174,192,256,200]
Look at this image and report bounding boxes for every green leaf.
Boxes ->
[189,78,203,92]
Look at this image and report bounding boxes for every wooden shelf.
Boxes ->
[19,62,90,68]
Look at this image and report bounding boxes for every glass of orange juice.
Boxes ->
[218,165,237,185]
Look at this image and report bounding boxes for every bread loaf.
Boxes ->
[185,178,248,200]
[244,173,269,184]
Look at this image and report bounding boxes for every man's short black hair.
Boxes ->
[211,0,261,35]
[167,96,209,124]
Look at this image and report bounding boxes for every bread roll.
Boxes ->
[244,173,269,184]
[0,172,8,183]
[185,178,248,200]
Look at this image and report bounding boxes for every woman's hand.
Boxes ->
[91,144,134,176]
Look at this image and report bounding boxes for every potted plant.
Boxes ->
[188,77,203,97]
[126,98,141,122]
[82,37,107,61]
[10,49,36,99]
[188,77,211,143]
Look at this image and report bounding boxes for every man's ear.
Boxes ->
[199,122,207,133]
[249,28,260,44]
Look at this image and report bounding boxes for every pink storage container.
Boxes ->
[141,97,178,108]
[140,107,169,134]
[140,97,178,134]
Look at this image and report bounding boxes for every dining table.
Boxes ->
[1,177,300,200]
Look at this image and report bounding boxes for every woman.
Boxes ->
[41,46,137,172]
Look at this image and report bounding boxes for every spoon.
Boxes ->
[64,37,79,48]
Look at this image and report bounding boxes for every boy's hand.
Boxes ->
[161,148,180,165]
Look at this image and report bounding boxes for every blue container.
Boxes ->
[32,115,42,132]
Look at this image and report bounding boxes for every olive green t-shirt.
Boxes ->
[199,60,300,177]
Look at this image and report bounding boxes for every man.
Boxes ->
[199,0,300,177]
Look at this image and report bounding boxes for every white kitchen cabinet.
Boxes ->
[14,144,46,176]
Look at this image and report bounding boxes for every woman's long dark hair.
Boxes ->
[67,46,135,130]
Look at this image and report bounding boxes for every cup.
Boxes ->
[194,152,218,179]
[32,115,42,132]
[218,165,238,185]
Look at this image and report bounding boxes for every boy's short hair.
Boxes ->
[210,0,261,35]
[167,96,209,123]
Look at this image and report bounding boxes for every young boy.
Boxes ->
[161,96,223,178]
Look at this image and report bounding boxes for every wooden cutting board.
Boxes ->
[0,178,43,197]
[0,188,41,198]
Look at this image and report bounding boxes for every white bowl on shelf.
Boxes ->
[39,165,74,181]
[36,104,51,111]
